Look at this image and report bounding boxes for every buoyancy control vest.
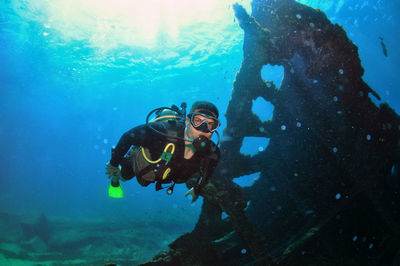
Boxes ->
[133,111,183,193]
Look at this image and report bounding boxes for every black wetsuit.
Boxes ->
[110,120,220,194]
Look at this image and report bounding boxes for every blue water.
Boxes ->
[0,0,247,221]
[0,0,399,262]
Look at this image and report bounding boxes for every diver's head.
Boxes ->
[185,101,220,140]
[189,101,219,119]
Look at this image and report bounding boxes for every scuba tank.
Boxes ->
[146,102,187,138]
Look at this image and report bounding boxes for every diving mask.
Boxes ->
[189,112,220,133]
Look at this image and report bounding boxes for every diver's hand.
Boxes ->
[185,187,199,203]
[105,162,122,179]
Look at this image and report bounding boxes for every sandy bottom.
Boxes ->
[0,212,194,265]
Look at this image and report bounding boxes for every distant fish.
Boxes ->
[379,37,388,57]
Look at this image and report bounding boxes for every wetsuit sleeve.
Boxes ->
[109,124,150,167]
[194,147,220,195]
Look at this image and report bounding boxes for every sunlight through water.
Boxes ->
[11,0,251,51]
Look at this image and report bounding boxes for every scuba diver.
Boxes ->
[105,101,221,203]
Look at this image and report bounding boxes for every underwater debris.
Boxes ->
[20,213,52,243]
[141,0,400,265]
[379,37,388,57]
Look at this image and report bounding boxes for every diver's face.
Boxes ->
[186,118,213,139]
[185,113,215,140]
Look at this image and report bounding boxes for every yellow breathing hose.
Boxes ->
[162,168,171,180]
[141,143,175,164]
[140,114,178,180]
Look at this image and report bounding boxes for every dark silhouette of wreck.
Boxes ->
[142,0,400,265]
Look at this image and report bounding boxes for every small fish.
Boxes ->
[379,37,388,57]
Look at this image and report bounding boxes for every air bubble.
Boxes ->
[296,14,302,19]
[366,134,371,141]
[335,193,341,200]
[241,249,247,254]
[267,82,272,88]
[338,85,344,91]
[281,125,286,131]
[333,147,338,153]
[339,69,344,75]
[305,210,314,215]
[337,111,343,115]
[353,236,358,241]
[359,91,364,96]
[309,22,315,27]
[290,68,295,74]
[258,146,264,152]
[296,122,302,127]
[103,139,109,144]
[221,168,229,174]
[259,127,265,132]
[333,96,338,102]
[313,80,318,84]
[369,243,374,249]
